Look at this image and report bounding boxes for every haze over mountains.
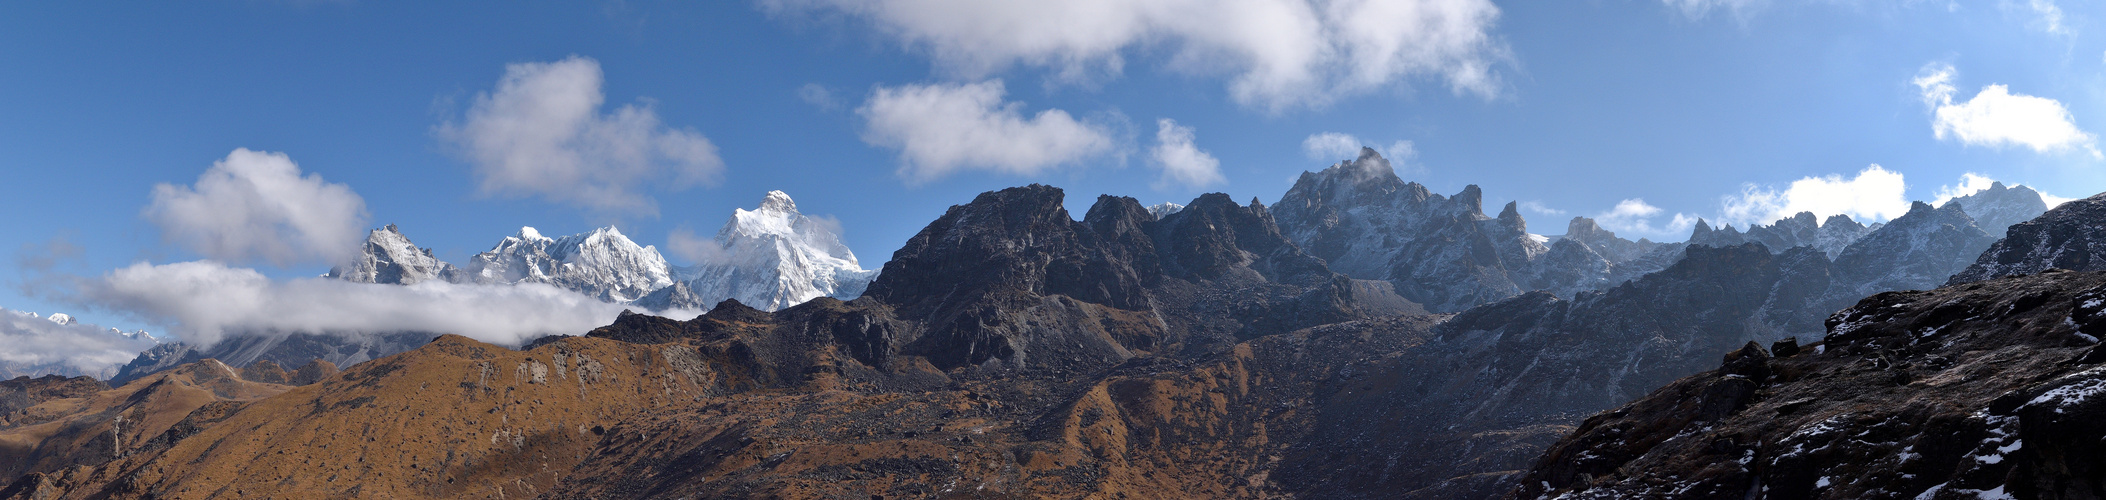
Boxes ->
[4,147,2086,499]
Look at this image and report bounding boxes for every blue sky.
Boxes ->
[3,0,2102,332]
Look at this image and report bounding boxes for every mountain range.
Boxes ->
[2,153,2082,499]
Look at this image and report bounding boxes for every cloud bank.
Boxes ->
[441,56,725,216]
[765,0,1506,111]
[1149,119,1225,190]
[144,148,368,267]
[1,309,158,377]
[79,261,631,347]
[1719,165,1911,227]
[1913,63,2099,158]
[858,80,1116,182]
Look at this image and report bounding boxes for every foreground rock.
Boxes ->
[1511,269,2106,499]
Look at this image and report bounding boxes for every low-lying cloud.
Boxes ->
[441,56,725,216]
[1150,119,1225,190]
[78,260,633,348]
[858,80,1116,182]
[144,148,369,267]
[0,309,158,377]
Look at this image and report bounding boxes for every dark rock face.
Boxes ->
[0,376,105,425]
[1951,191,2106,284]
[1269,244,1835,496]
[1830,201,1996,297]
[1272,148,1545,312]
[1943,181,2051,236]
[1509,269,2106,500]
[1528,217,1669,299]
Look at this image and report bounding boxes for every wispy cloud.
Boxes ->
[1301,132,1416,168]
[858,79,1116,182]
[144,148,368,267]
[763,0,1507,112]
[1913,63,2099,158]
[1150,118,1225,190]
[1593,198,1697,240]
[440,56,724,216]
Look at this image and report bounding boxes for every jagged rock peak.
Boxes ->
[756,189,798,213]
[1942,181,2051,236]
[326,224,463,285]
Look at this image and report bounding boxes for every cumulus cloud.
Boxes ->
[1913,63,2099,158]
[1301,132,1417,165]
[0,308,158,377]
[1150,119,1225,190]
[78,261,632,347]
[441,56,725,216]
[858,80,1116,182]
[764,0,1506,111]
[1594,198,1698,240]
[1719,165,1911,226]
[144,148,368,267]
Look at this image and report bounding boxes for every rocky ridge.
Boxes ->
[1950,191,2106,285]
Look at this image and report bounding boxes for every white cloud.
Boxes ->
[1594,198,1699,240]
[1518,200,1566,217]
[0,308,158,377]
[144,148,368,267]
[1150,119,1225,190]
[1660,0,1766,20]
[1301,132,1417,165]
[1913,63,2099,158]
[79,261,634,348]
[858,80,1116,182]
[1720,165,1911,226]
[764,0,1506,111]
[440,56,725,216]
[2026,0,2069,35]
[798,83,841,110]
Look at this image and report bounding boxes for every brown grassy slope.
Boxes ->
[4,334,723,500]
[0,359,291,481]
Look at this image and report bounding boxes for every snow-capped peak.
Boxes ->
[640,190,877,312]
[514,226,552,243]
[327,224,464,285]
[47,313,74,325]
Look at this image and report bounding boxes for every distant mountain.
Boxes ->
[323,224,464,285]
[1689,212,1875,259]
[463,226,674,303]
[1272,147,1546,312]
[1145,202,1184,219]
[635,191,877,312]
[1949,191,2106,285]
[1943,181,2051,236]
[0,309,157,380]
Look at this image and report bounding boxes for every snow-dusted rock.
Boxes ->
[464,226,675,303]
[1944,181,2050,237]
[326,224,465,285]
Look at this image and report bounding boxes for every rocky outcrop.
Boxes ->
[1272,148,1546,312]
[1510,269,2106,499]
[1950,191,2106,285]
